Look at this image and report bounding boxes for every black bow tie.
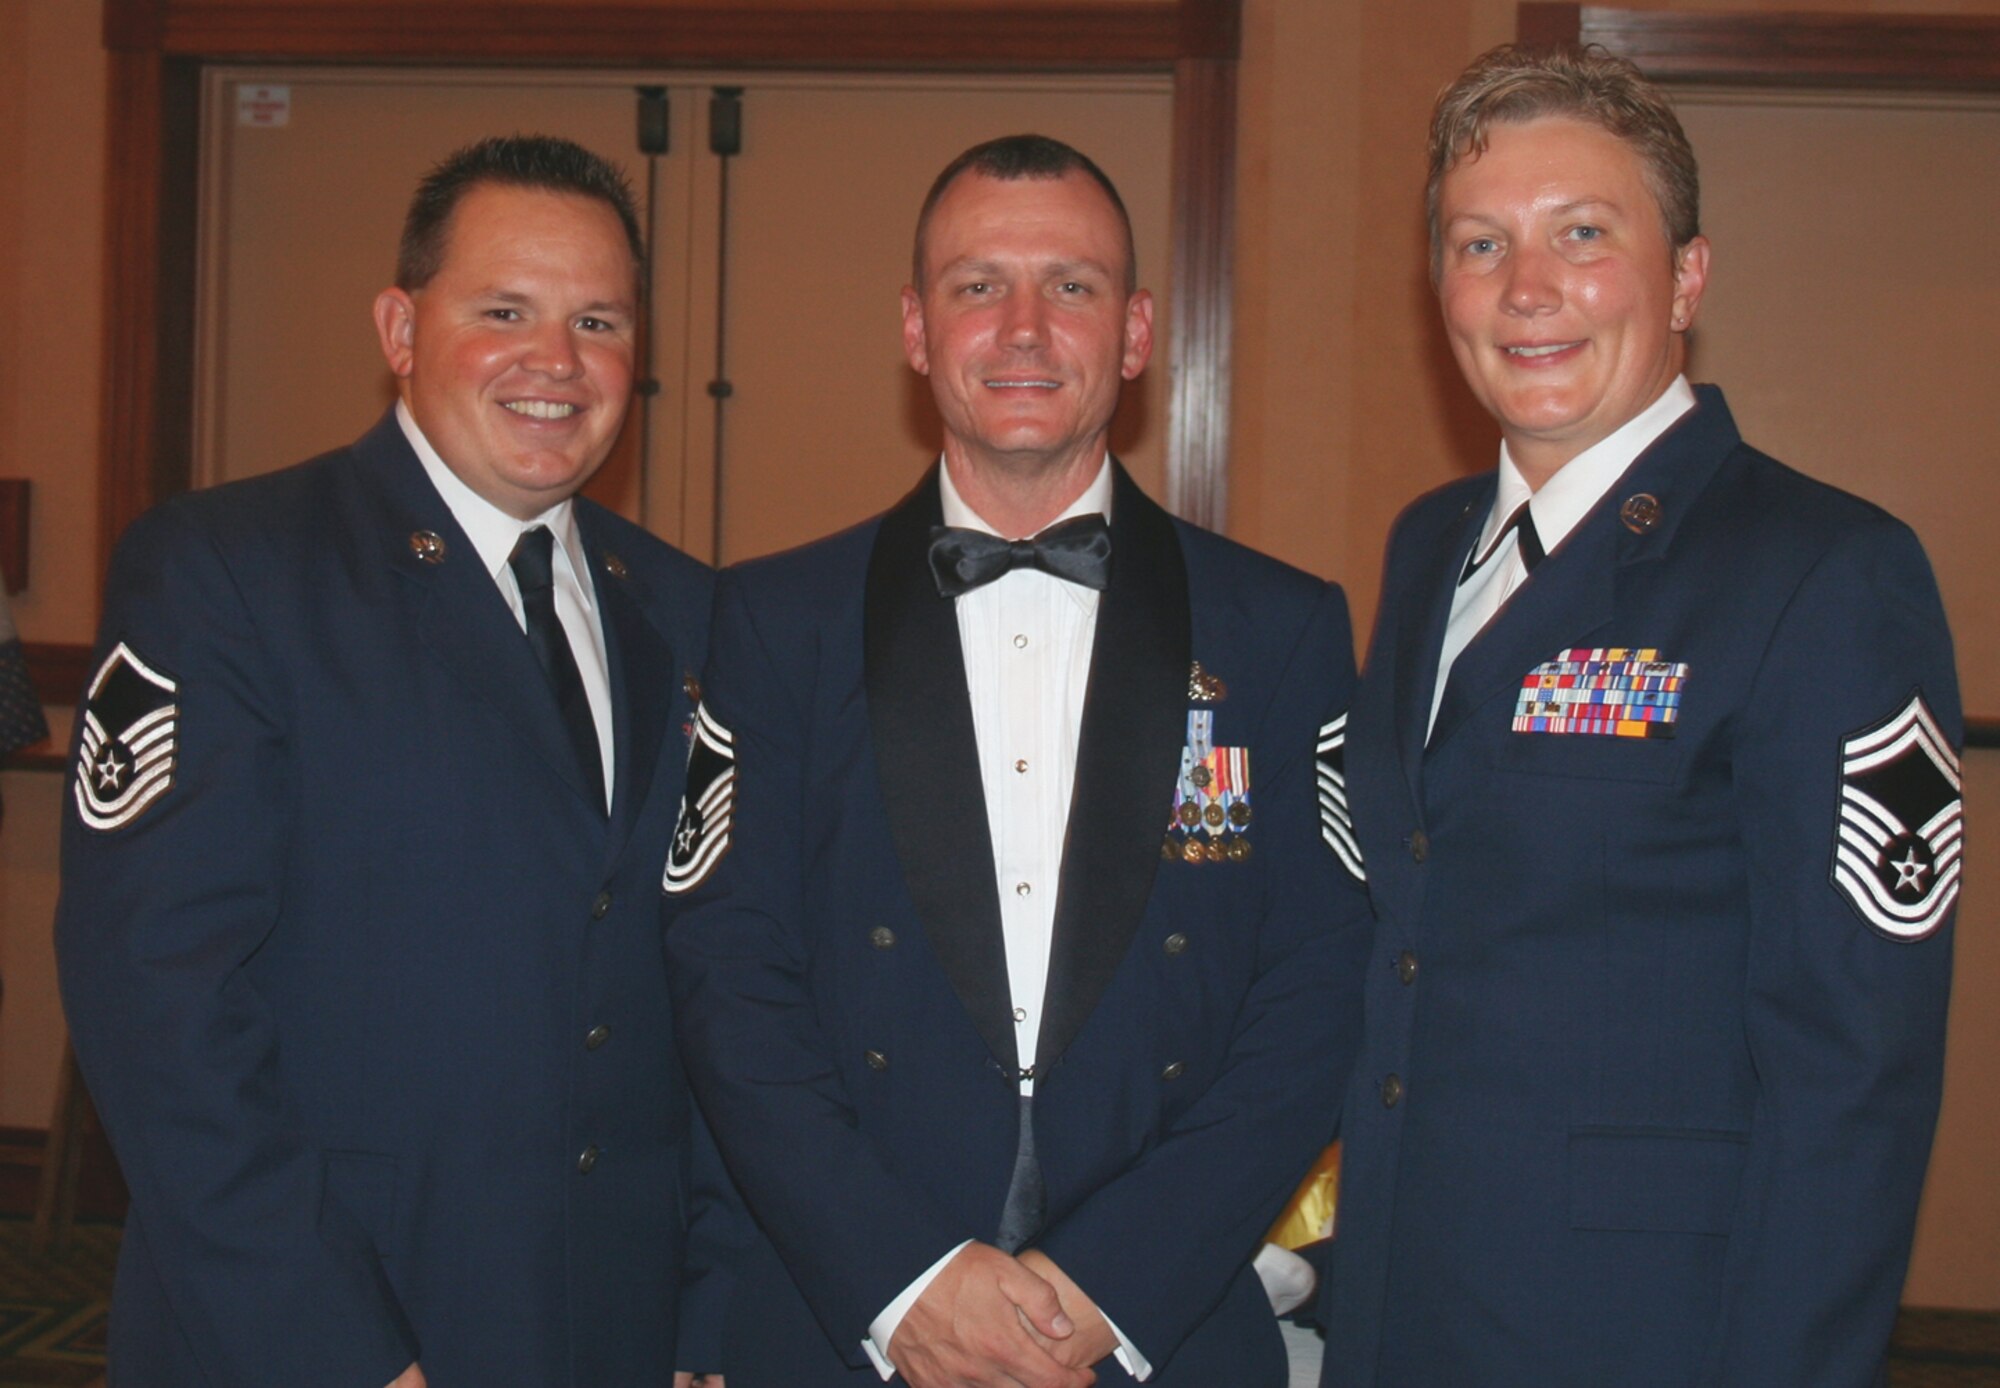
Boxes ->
[928,514,1113,598]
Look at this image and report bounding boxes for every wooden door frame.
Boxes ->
[1518,4,2000,745]
[85,1,1238,658]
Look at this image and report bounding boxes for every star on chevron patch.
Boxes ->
[1832,691,1961,941]
[662,702,735,896]
[74,642,180,832]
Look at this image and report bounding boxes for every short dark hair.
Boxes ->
[395,135,645,291]
[1427,44,1701,280]
[912,133,1137,293]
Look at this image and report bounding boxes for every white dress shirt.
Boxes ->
[1430,376,1697,736]
[397,401,615,809]
[866,456,1150,1381]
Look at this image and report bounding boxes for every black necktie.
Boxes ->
[508,527,607,814]
[928,514,1113,598]
[1460,500,1544,584]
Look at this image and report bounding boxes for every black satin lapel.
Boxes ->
[1427,513,1619,754]
[592,547,675,862]
[865,473,1019,1074]
[361,416,599,811]
[1037,470,1191,1076]
[1395,494,1485,798]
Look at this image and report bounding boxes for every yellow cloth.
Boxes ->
[1268,1141,1340,1250]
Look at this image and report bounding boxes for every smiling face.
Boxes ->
[901,170,1153,494]
[373,183,638,519]
[1435,116,1708,486]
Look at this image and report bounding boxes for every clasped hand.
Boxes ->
[889,1242,1118,1388]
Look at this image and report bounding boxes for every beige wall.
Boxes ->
[1,0,1994,1308]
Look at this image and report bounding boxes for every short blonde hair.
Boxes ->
[1427,44,1700,278]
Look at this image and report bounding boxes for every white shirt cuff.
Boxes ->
[862,1240,1151,1381]
[864,1240,975,1379]
[1104,1307,1152,1380]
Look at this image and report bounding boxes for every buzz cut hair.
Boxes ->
[1426,44,1701,280]
[912,133,1138,294]
[395,134,646,292]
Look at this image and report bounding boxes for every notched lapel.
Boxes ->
[1428,500,1620,755]
[361,422,605,816]
[866,472,1019,1074]
[1038,469,1190,1078]
[1395,491,1486,794]
[588,534,675,863]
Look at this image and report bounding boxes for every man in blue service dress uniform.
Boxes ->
[57,138,733,1388]
[1320,47,1962,1388]
[663,136,1372,1387]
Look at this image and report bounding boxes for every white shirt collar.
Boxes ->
[1488,375,1697,554]
[396,400,592,595]
[937,454,1115,536]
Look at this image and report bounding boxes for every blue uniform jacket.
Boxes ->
[1321,387,1961,1388]
[664,465,1372,1385]
[56,412,735,1387]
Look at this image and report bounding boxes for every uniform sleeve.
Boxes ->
[664,572,969,1368]
[1711,518,1959,1387]
[1034,585,1373,1365]
[55,506,418,1388]
[673,1086,746,1373]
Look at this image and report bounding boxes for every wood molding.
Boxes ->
[119,3,1210,66]
[0,480,27,594]
[1519,4,2000,90]
[1165,55,1235,529]
[24,643,92,710]
[99,48,201,574]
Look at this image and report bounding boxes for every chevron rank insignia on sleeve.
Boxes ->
[1832,691,1961,941]
[663,702,735,895]
[1317,712,1364,883]
[74,642,180,832]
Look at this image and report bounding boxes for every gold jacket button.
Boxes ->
[865,1049,889,1072]
[1396,951,1419,985]
[1381,1075,1404,1108]
[1161,1060,1186,1081]
[870,926,896,949]
[585,1024,611,1051]
[1163,932,1189,956]
[577,1145,601,1173]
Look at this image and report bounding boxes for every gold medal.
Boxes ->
[1178,801,1201,828]
[1227,836,1251,863]
[1162,835,1180,861]
[1190,764,1212,789]
[1182,837,1206,865]
[1228,802,1252,828]
[1204,838,1226,863]
[1204,802,1226,828]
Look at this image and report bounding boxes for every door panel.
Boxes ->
[198,69,1173,565]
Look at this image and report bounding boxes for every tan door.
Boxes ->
[1677,91,2000,716]
[197,69,1173,563]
